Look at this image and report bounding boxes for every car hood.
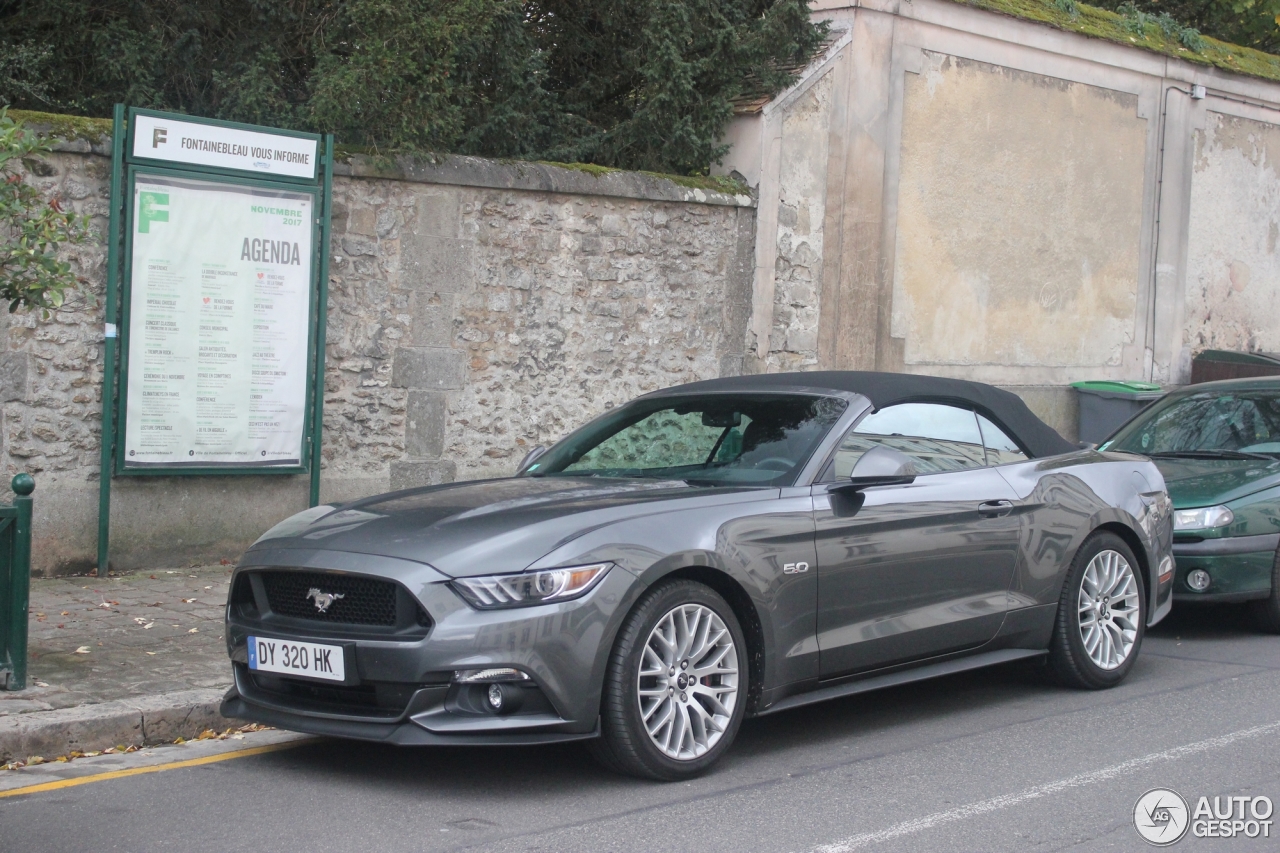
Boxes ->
[1153,457,1280,508]
[249,476,773,577]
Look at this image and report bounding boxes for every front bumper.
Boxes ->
[220,682,600,746]
[223,547,638,741]
[1172,533,1278,602]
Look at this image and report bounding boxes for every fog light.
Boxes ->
[1187,569,1211,592]
[484,682,524,715]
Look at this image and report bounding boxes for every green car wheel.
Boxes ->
[1246,549,1280,634]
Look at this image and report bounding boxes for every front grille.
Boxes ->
[261,570,398,626]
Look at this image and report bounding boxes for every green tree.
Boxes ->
[0,0,827,174]
[0,109,93,313]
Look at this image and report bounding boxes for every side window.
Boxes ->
[824,402,987,478]
[977,414,1029,465]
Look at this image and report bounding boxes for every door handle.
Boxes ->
[978,500,1014,517]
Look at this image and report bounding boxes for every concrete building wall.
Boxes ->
[1185,111,1280,364]
[892,54,1147,374]
[9,148,754,574]
[719,0,1280,435]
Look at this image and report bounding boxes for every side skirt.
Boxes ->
[754,648,1048,717]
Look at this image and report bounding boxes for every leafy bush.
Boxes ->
[0,109,92,314]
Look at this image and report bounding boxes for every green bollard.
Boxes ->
[2,474,34,691]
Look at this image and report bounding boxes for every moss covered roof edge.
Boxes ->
[4,109,753,205]
[948,0,1280,84]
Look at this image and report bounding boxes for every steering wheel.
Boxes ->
[752,457,793,472]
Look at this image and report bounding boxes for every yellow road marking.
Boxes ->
[0,739,309,799]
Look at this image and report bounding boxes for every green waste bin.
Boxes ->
[1071,380,1165,445]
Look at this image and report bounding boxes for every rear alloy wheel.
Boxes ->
[589,580,748,780]
[1050,532,1146,689]
[1246,549,1280,634]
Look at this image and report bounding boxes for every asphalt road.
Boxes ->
[3,604,1278,853]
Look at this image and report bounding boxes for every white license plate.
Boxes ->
[247,636,345,682]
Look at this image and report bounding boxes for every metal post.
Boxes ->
[97,104,125,574]
[308,134,334,508]
[6,475,34,690]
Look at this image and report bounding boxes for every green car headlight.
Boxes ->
[452,563,611,609]
[1173,505,1234,531]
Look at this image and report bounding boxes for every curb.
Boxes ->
[0,688,237,764]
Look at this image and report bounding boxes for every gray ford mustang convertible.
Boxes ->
[222,372,1175,779]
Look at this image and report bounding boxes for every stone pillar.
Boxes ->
[390,191,468,489]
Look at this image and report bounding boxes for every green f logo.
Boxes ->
[138,191,169,233]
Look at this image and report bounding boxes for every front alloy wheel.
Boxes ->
[590,580,748,780]
[1050,532,1146,689]
[637,603,739,760]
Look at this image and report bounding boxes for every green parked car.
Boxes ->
[1100,376,1280,632]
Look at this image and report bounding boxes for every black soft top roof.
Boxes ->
[650,370,1076,459]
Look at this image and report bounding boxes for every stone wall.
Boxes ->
[7,145,755,574]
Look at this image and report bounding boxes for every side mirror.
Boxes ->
[517,445,548,473]
[830,445,917,494]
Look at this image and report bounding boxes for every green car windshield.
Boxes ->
[525,393,848,486]
[1104,390,1280,457]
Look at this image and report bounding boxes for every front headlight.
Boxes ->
[1173,505,1234,531]
[452,563,611,609]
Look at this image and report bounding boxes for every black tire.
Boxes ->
[1049,532,1147,689]
[588,580,749,781]
[1246,550,1280,634]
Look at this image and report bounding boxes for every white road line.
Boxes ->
[810,720,1280,853]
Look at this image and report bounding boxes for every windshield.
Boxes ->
[525,393,848,486]
[1104,390,1280,458]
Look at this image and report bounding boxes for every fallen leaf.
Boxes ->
[145,651,157,656]
[27,756,45,766]
[188,628,199,634]
[181,598,197,604]
[165,571,176,574]
[56,624,63,628]
[143,622,155,629]
[97,601,111,609]
[33,680,49,687]
[203,586,213,591]
[73,646,90,654]
[35,612,45,618]
[60,611,69,616]
[173,737,185,745]
[220,559,231,565]
[133,617,148,625]
[149,575,157,579]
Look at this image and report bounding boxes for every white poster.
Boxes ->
[124,175,314,468]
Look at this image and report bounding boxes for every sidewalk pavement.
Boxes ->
[1,565,243,764]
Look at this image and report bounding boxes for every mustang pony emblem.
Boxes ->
[306,588,345,613]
